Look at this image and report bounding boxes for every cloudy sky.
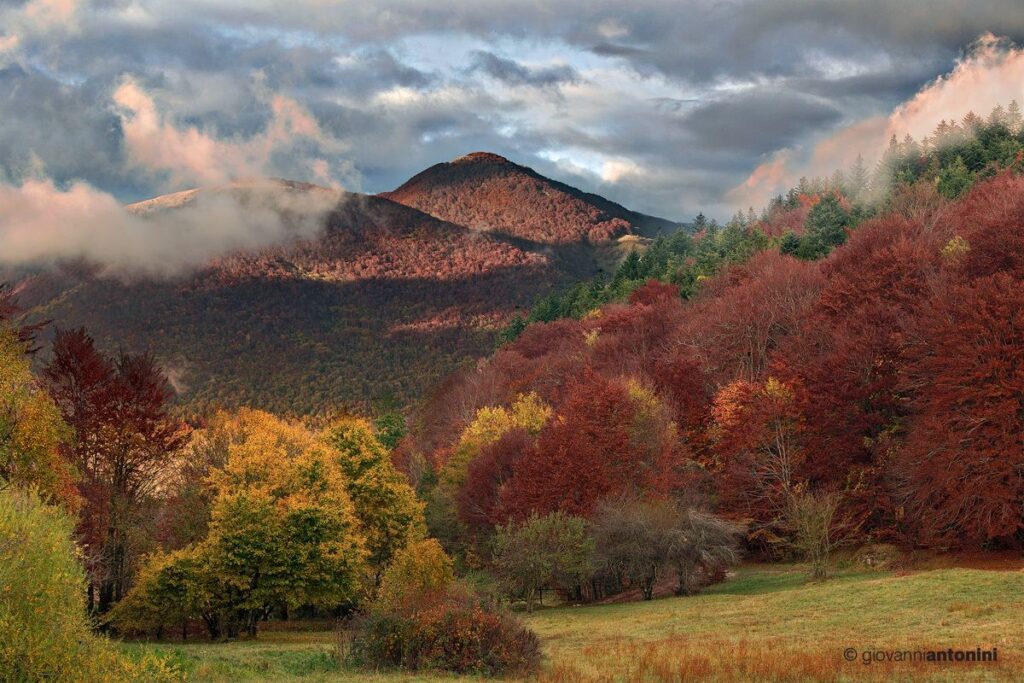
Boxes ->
[3,0,1024,223]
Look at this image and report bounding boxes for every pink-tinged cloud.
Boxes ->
[728,33,1024,209]
[0,178,340,277]
[22,0,79,31]
[0,34,19,52]
[726,149,794,209]
[113,77,349,190]
[0,0,78,62]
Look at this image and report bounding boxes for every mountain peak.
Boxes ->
[381,153,678,244]
[451,151,512,165]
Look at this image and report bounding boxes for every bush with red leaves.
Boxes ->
[345,586,540,677]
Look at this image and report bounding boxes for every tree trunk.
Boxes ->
[202,613,221,641]
[98,579,115,614]
[247,609,259,637]
[642,568,656,600]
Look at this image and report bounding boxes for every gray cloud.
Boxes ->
[0,66,128,189]
[469,51,580,87]
[0,0,1021,223]
[589,43,648,58]
[682,89,843,154]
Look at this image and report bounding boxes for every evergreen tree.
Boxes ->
[798,193,848,259]
[692,212,708,232]
[1007,100,1022,134]
[779,231,801,257]
[936,155,973,199]
[614,250,643,284]
[846,154,869,202]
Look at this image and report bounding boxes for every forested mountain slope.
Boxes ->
[382,152,679,244]
[9,166,673,414]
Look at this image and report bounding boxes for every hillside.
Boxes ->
[9,181,591,414]
[381,152,679,244]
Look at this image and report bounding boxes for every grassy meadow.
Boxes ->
[123,562,1024,682]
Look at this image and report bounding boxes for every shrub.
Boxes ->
[592,498,740,600]
[0,488,179,682]
[376,539,454,613]
[492,511,593,611]
[785,491,850,580]
[671,509,743,596]
[346,587,541,677]
[853,543,904,571]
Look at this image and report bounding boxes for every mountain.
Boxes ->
[381,152,679,244]
[8,157,685,414]
[8,156,683,414]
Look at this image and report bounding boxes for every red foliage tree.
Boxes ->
[774,217,940,479]
[588,289,685,381]
[899,273,1024,547]
[457,427,533,531]
[627,280,680,306]
[651,346,711,447]
[501,371,679,519]
[678,251,823,386]
[710,378,805,523]
[483,319,589,408]
[945,172,1024,280]
[45,328,189,612]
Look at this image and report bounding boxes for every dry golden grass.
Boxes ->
[124,563,1024,682]
[536,636,1018,682]
[528,564,1023,682]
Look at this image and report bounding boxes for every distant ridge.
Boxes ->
[125,178,341,215]
[10,181,569,413]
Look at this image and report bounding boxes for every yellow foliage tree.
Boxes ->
[375,538,455,613]
[324,417,426,583]
[203,409,368,636]
[0,325,76,509]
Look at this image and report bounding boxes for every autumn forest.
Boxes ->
[3,95,1024,682]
